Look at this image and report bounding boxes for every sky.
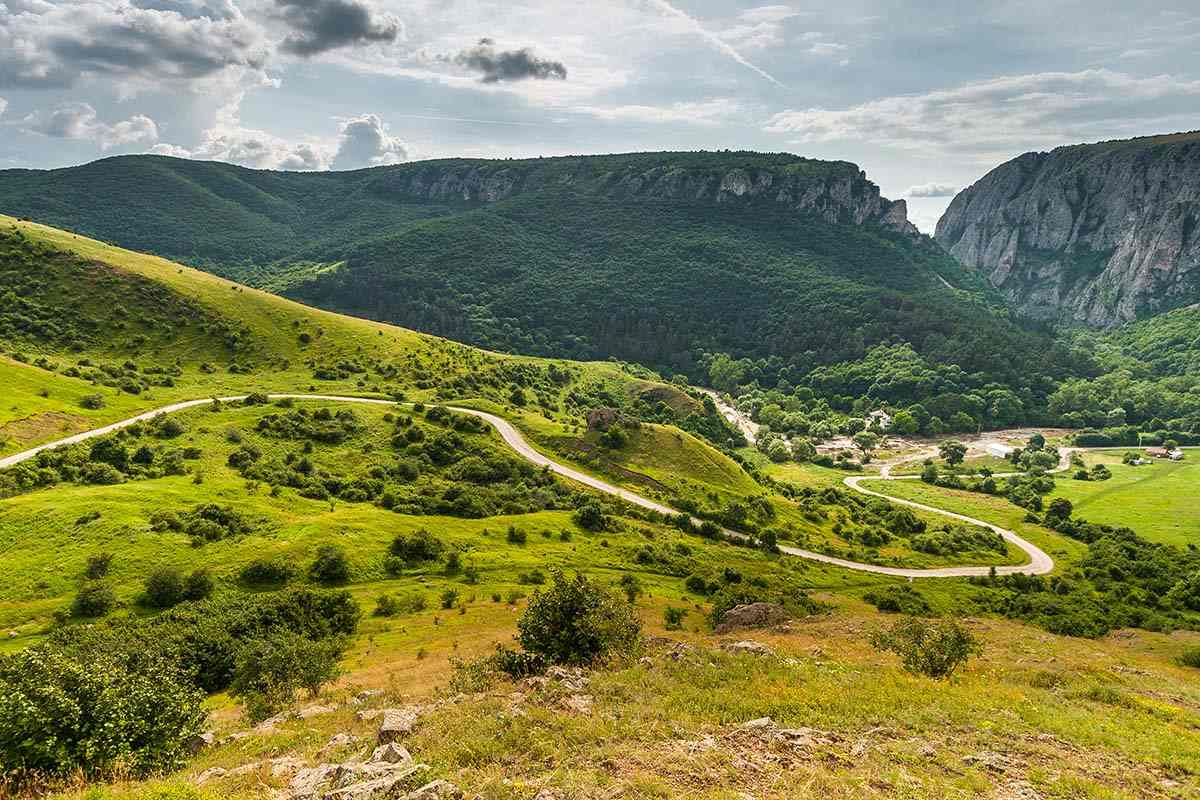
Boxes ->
[2,1,1199,231]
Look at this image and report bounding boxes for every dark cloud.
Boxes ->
[453,38,567,83]
[0,2,269,89]
[276,0,401,57]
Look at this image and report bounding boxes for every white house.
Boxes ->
[985,442,1015,459]
[866,409,892,431]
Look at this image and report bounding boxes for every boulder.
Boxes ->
[721,640,774,656]
[187,731,216,753]
[713,603,790,634]
[318,733,359,758]
[403,780,463,800]
[378,707,424,742]
[194,767,227,785]
[371,743,413,764]
[322,766,429,800]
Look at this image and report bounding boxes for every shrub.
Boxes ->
[389,529,444,563]
[79,393,106,410]
[239,558,295,586]
[864,585,931,615]
[1177,647,1200,669]
[506,525,527,544]
[517,572,641,666]
[0,645,205,781]
[230,630,344,722]
[144,567,186,609]
[84,552,113,579]
[868,617,981,679]
[71,580,116,618]
[308,545,350,585]
[574,502,608,531]
[373,594,401,617]
[182,569,215,602]
[664,606,687,630]
[440,588,459,609]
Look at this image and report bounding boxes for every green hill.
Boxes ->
[0,153,1078,414]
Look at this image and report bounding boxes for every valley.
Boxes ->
[1,152,1199,800]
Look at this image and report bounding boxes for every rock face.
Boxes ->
[362,154,917,233]
[713,602,790,634]
[935,132,1200,326]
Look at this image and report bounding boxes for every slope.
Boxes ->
[0,153,1074,413]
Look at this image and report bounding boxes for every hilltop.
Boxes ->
[0,152,1078,417]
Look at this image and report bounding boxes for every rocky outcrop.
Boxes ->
[363,154,918,233]
[713,602,790,634]
[935,132,1200,325]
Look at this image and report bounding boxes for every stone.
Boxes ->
[403,780,463,800]
[713,603,790,634]
[321,764,430,800]
[371,743,413,764]
[378,706,423,743]
[290,764,342,800]
[318,733,360,758]
[562,694,593,714]
[722,640,774,656]
[296,703,338,719]
[532,791,561,800]
[353,689,385,705]
[194,767,227,785]
[187,731,215,753]
[356,709,383,722]
[963,751,1017,773]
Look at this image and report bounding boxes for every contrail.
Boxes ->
[645,0,785,88]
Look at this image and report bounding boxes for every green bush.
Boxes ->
[71,580,116,618]
[663,606,687,630]
[182,569,215,602]
[1177,647,1200,669]
[84,552,113,579]
[144,568,186,609]
[230,630,344,722]
[868,617,981,679]
[308,545,350,585]
[574,502,608,531]
[0,645,205,781]
[517,572,641,666]
[389,528,445,564]
[239,558,294,586]
[864,585,931,615]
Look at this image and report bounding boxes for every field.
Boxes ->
[1047,451,1200,547]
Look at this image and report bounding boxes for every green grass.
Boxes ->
[1048,452,1200,546]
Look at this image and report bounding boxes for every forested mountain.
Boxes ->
[936,131,1200,326]
[0,152,1078,415]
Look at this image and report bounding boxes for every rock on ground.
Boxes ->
[714,602,790,634]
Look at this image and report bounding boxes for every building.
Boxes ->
[866,409,892,431]
[985,442,1015,459]
[1145,447,1185,461]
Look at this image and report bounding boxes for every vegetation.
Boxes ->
[516,572,642,666]
[868,616,982,678]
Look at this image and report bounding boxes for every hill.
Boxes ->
[0,153,1078,416]
[936,131,1200,326]
[1,220,1200,800]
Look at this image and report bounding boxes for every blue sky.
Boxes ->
[2,0,1199,230]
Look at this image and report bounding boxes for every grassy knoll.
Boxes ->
[1048,452,1200,547]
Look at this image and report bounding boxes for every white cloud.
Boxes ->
[0,97,7,118]
[806,41,847,57]
[905,182,959,198]
[573,98,742,126]
[157,93,331,169]
[764,69,1200,159]
[721,5,799,51]
[331,113,407,169]
[22,102,160,149]
[645,0,784,87]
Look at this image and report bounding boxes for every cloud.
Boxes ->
[806,41,847,57]
[720,5,799,51]
[0,0,270,90]
[331,113,406,169]
[645,0,784,87]
[275,0,401,57]
[158,93,331,169]
[452,39,566,84]
[0,97,6,119]
[22,102,160,149]
[574,98,742,126]
[905,182,959,198]
[764,69,1200,159]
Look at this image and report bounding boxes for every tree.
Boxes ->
[891,410,919,435]
[1027,433,1046,451]
[71,581,116,618]
[921,463,939,484]
[1045,498,1073,523]
[939,440,967,466]
[618,574,643,604]
[852,431,879,458]
[308,545,350,585]
[868,617,981,679]
[517,572,641,666]
[144,568,185,609]
[708,353,749,394]
[230,631,344,722]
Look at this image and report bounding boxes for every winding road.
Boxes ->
[1,394,1057,579]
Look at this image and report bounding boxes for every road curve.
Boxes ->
[0,394,1052,579]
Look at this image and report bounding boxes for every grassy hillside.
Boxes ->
[0,154,1075,414]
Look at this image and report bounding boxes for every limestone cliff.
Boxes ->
[362,153,918,233]
[935,132,1200,326]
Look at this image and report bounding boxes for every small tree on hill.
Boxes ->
[868,617,981,679]
[939,440,967,466]
[517,572,641,666]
